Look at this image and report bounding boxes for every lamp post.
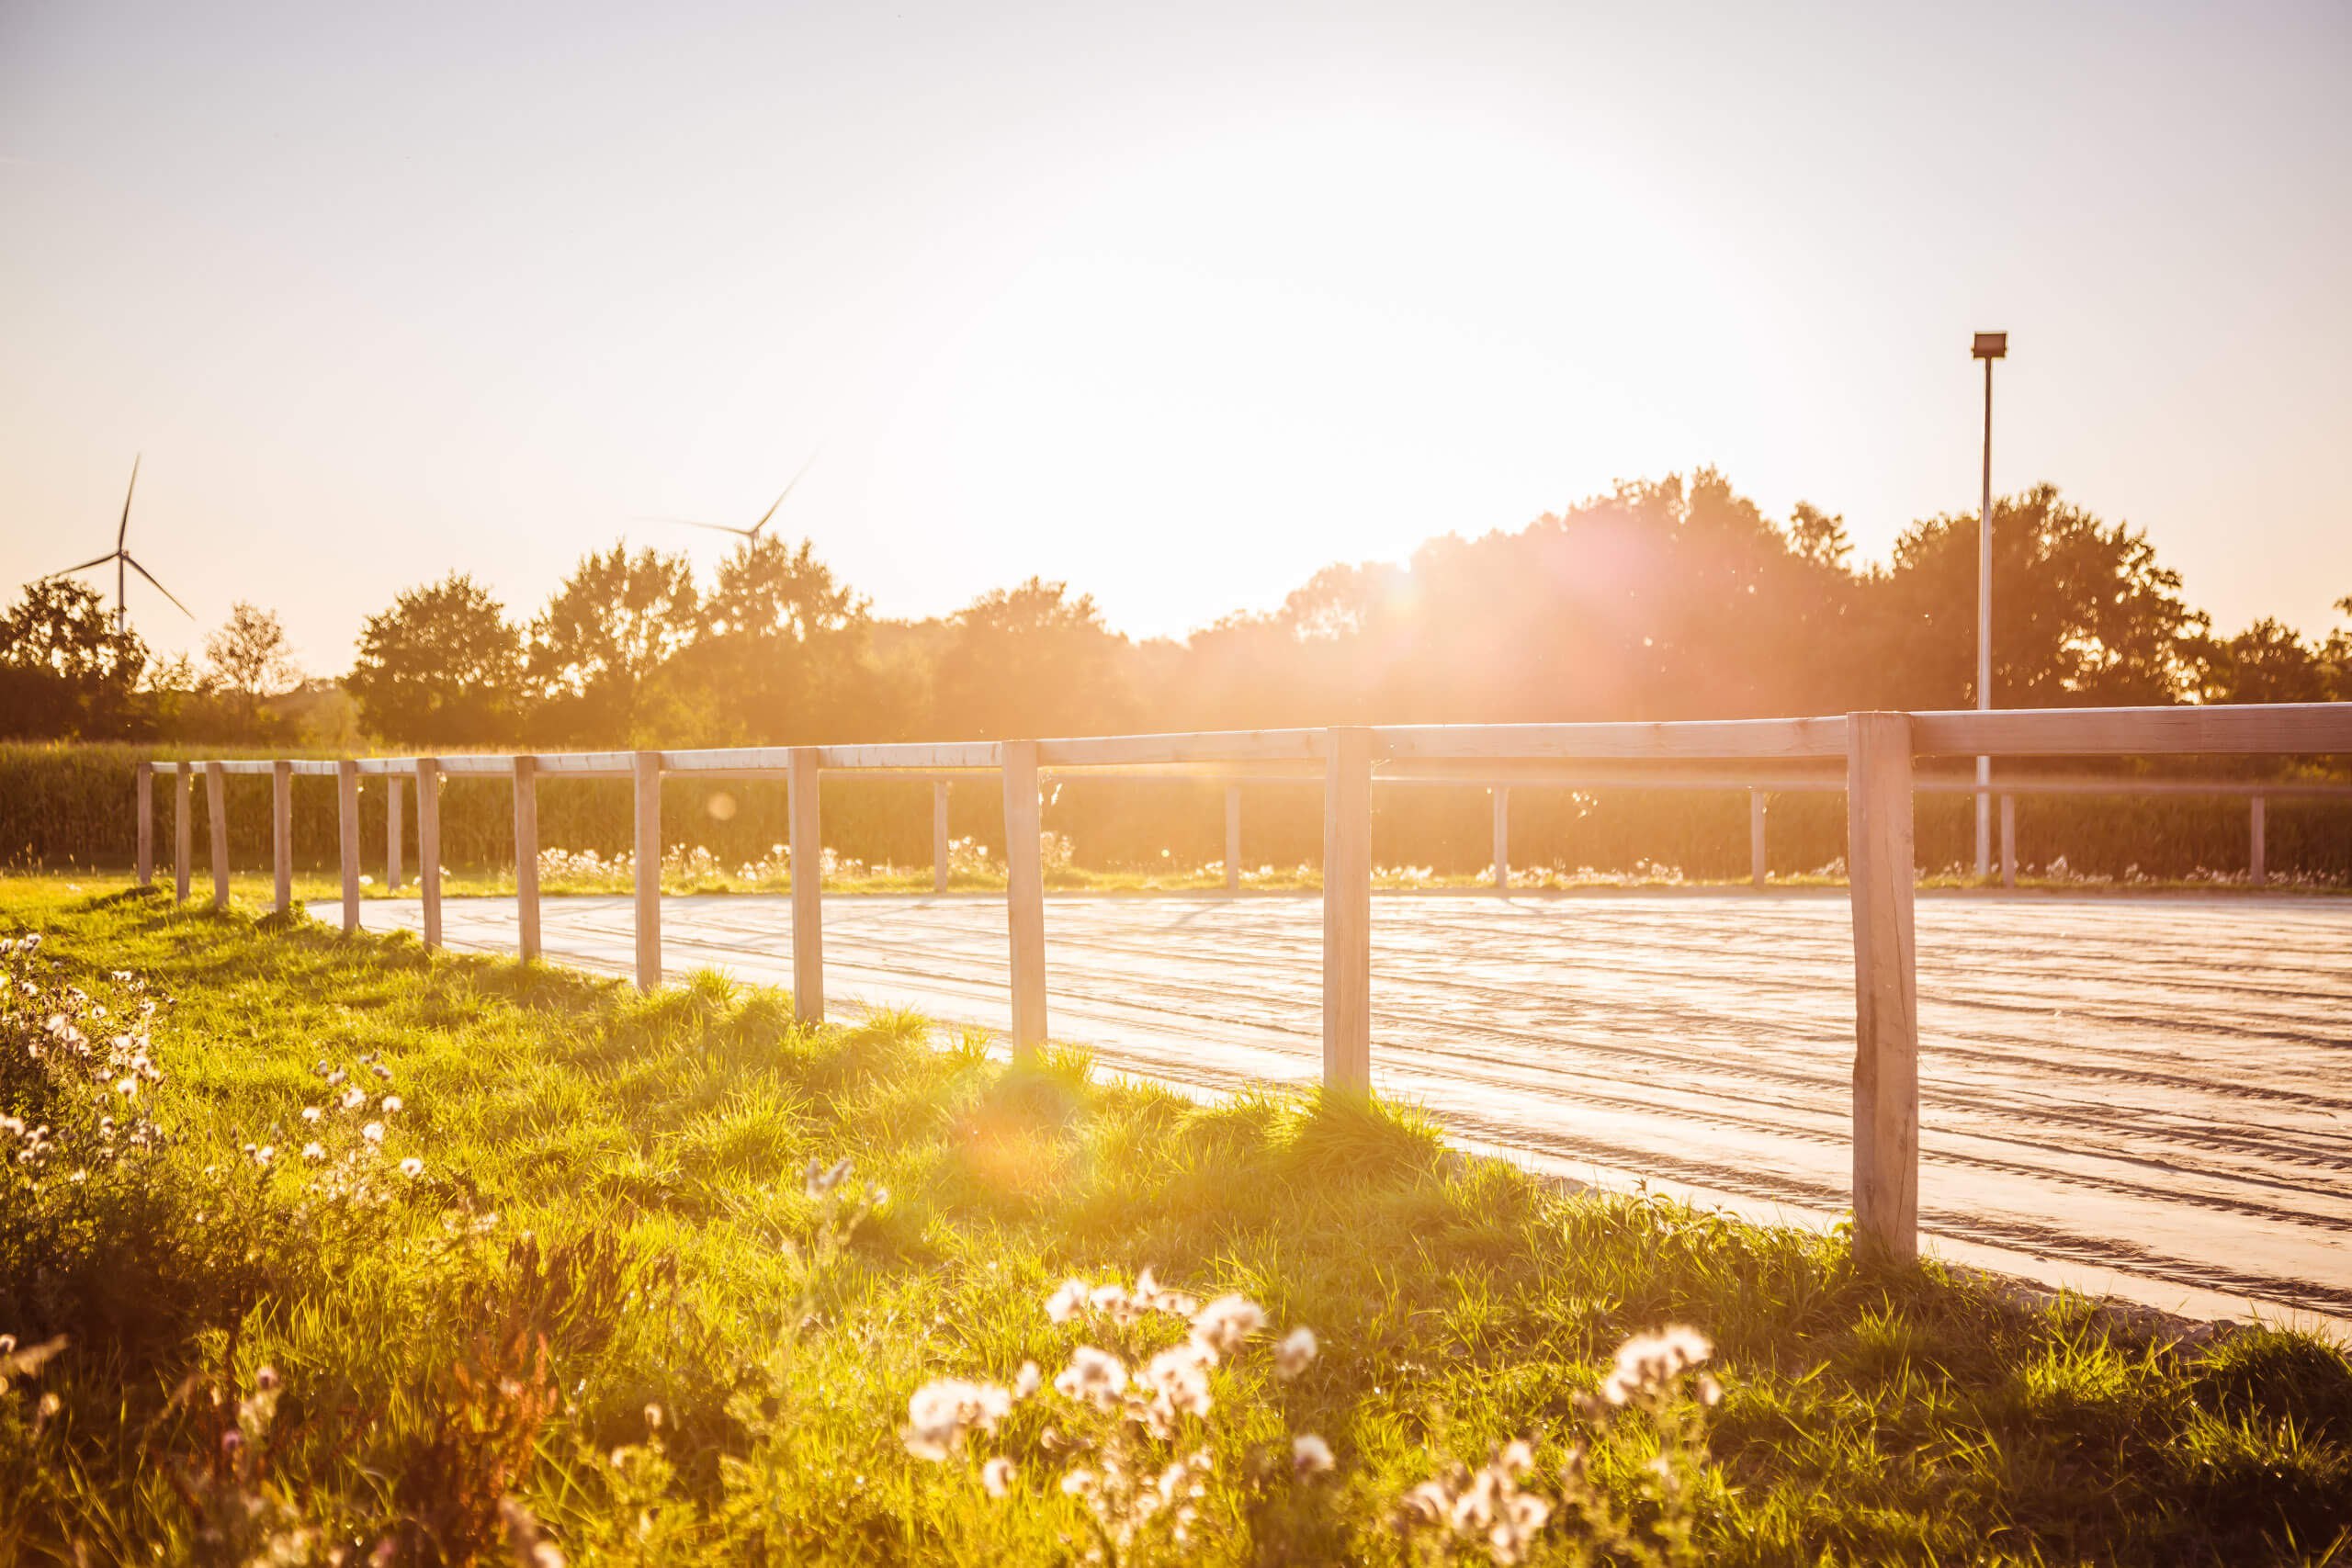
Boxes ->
[1972,331,2007,882]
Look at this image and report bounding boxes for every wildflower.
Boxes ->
[1395,1479,1451,1528]
[803,1155,853,1200]
[326,1070,346,1087]
[1013,1360,1041,1399]
[301,1143,325,1162]
[399,1156,424,1178]
[360,1122,384,1145]
[371,1063,393,1081]
[1045,1278,1091,1324]
[113,1077,136,1099]
[1060,1468,1095,1496]
[381,1095,403,1113]
[1143,1340,1216,1426]
[1189,1294,1266,1358]
[980,1455,1016,1498]
[254,1365,279,1392]
[1134,1266,1199,1318]
[1273,1325,1318,1380]
[252,1145,274,1167]
[1600,1325,1713,1406]
[341,1088,366,1111]
[902,1378,1014,1461]
[1293,1434,1335,1475]
[300,1107,322,1123]
[1052,1347,1128,1407]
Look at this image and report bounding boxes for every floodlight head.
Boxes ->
[1973,332,2008,360]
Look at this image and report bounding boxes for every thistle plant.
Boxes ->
[903,1269,1327,1565]
[1390,1325,1722,1567]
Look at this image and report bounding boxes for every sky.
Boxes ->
[2,0,2347,676]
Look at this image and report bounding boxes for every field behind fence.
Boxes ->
[6,740,2350,884]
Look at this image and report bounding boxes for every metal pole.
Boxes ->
[1976,353,1994,882]
[1225,784,1242,893]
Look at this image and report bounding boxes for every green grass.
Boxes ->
[1,879,2347,1565]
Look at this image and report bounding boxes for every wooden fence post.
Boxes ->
[1322,727,1373,1093]
[513,756,540,962]
[1002,739,1047,1053]
[205,762,230,910]
[386,773,405,892]
[1226,784,1242,893]
[338,761,361,934]
[135,762,153,887]
[271,760,293,916]
[2251,795,2267,888]
[789,748,824,1023]
[1846,712,1918,1263]
[415,759,441,952]
[633,750,662,991]
[1999,794,2016,889]
[1492,786,1510,891]
[1749,789,1768,888]
[933,780,951,895]
[174,761,193,904]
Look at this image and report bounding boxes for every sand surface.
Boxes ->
[334,890,2352,1327]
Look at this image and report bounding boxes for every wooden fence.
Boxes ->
[138,702,2352,1261]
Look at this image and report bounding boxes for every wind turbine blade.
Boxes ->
[46,552,121,579]
[665,519,755,537]
[122,555,195,618]
[118,453,142,550]
[749,452,819,536]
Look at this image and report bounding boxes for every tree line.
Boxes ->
[6,469,2347,748]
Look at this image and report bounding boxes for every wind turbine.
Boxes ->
[640,454,817,541]
[44,456,195,634]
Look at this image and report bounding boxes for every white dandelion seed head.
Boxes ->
[1273,1325,1318,1380]
[979,1455,1015,1498]
[1052,1347,1128,1407]
[902,1378,1013,1461]
[301,1142,325,1162]
[360,1122,385,1145]
[1600,1325,1713,1405]
[399,1156,424,1178]
[1189,1294,1266,1358]
[1045,1278,1091,1324]
[1292,1434,1335,1475]
[1143,1343,1214,1423]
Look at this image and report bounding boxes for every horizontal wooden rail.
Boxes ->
[1377,716,1852,761]
[1911,703,2352,757]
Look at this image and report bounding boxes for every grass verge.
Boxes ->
[1,878,2347,1565]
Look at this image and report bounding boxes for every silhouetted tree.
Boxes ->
[203,602,301,726]
[661,536,890,742]
[348,573,526,744]
[526,546,697,744]
[932,578,1135,739]
[1869,484,2203,709]
[0,579,148,738]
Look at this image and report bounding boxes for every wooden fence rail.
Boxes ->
[135,702,2352,1261]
